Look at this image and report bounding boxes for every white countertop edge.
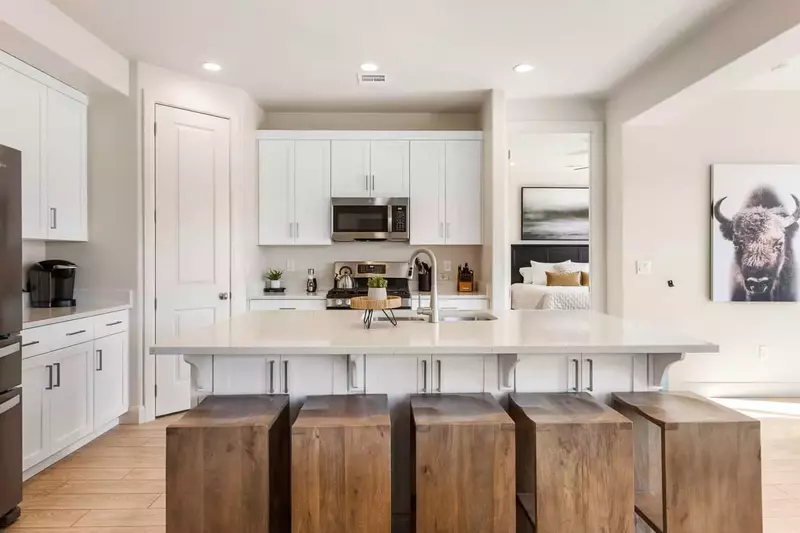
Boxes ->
[411,292,488,299]
[152,344,718,356]
[24,303,132,329]
[248,293,327,300]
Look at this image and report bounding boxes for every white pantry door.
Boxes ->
[154,105,231,416]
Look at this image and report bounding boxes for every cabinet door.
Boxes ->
[365,354,424,395]
[213,355,280,395]
[281,354,336,404]
[294,140,331,245]
[515,354,574,392]
[331,140,370,197]
[49,342,93,455]
[22,355,51,471]
[249,299,327,311]
[432,354,485,393]
[582,354,634,404]
[93,333,128,429]
[0,66,47,239]
[370,140,409,198]
[409,141,446,245]
[445,141,482,244]
[258,140,295,245]
[46,88,87,241]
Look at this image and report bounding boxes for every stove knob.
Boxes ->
[335,299,344,306]
[345,298,351,306]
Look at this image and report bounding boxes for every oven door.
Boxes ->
[332,199,390,241]
[0,387,22,517]
[0,337,21,393]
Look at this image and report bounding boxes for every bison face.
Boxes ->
[715,194,800,297]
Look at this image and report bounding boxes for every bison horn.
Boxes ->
[714,197,731,226]
[783,194,800,228]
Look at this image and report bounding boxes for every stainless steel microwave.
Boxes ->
[331,198,409,242]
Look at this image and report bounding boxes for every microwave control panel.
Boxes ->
[392,205,407,232]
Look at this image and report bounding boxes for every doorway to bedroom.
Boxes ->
[507,123,605,311]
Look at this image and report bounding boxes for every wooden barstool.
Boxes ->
[613,392,762,533]
[509,392,634,533]
[411,393,515,533]
[166,394,290,533]
[292,394,391,533]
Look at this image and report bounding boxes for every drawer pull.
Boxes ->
[54,362,61,388]
[105,321,123,327]
[279,308,296,310]
[46,365,53,390]
[66,329,87,336]
[21,341,40,348]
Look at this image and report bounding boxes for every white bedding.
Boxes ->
[510,283,591,310]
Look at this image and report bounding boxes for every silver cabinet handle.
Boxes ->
[50,207,57,229]
[289,222,293,238]
[371,175,375,190]
[365,175,369,191]
[21,341,38,348]
[295,222,299,239]
[105,321,123,327]
[96,349,103,372]
[279,307,296,310]
[269,360,275,394]
[0,394,20,416]
[446,222,451,239]
[66,330,86,337]
[436,359,442,392]
[586,358,594,392]
[571,359,580,391]
[218,293,229,300]
[283,360,289,393]
[439,222,444,238]
[0,342,20,357]
[54,362,61,388]
[421,359,427,393]
[46,365,53,390]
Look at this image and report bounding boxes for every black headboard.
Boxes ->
[511,244,590,284]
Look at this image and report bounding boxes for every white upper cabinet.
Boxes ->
[331,140,370,197]
[46,88,88,241]
[444,140,482,245]
[0,66,47,239]
[0,53,88,242]
[258,139,331,246]
[370,140,409,198]
[410,140,482,245]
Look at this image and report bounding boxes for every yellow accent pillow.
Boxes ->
[546,271,582,287]
[581,271,590,286]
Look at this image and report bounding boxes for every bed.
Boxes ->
[510,244,591,310]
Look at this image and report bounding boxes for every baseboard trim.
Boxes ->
[23,418,120,481]
[119,405,146,425]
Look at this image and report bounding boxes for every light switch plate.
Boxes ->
[759,345,769,360]
[443,260,452,272]
[286,259,295,272]
[636,260,652,275]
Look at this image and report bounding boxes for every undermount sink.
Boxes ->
[373,312,498,323]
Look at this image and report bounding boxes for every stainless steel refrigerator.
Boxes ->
[0,144,23,528]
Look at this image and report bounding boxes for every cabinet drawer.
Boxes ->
[22,327,54,359]
[93,310,129,338]
[49,317,94,351]
[249,299,326,311]
[440,298,488,311]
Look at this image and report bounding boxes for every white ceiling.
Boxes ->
[745,55,800,91]
[50,0,734,111]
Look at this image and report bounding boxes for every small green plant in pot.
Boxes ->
[368,276,388,300]
[265,268,284,290]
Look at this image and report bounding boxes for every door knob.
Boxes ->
[219,292,229,300]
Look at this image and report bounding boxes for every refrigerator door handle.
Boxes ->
[0,393,20,415]
[0,342,19,359]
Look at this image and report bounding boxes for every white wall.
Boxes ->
[21,241,45,286]
[623,90,800,396]
[261,112,480,131]
[507,98,605,122]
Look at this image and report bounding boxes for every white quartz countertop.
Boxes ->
[411,290,487,298]
[248,292,327,300]
[150,310,718,356]
[24,302,131,329]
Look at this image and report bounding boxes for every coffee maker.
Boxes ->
[27,260,78,308]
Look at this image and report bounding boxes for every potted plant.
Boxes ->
[368,276,388,301]
[265,268,284,290]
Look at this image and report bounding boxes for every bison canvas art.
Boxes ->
[712,164,800,302]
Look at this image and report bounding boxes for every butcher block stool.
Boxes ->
[292,394,391,533]
[509,392,634,533]
[613,392,762,533]
[166,395,290,533]
[411,393,515,533]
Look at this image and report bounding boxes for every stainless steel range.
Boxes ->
[326,261,413,310]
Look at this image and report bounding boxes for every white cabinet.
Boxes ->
[93,332,129,429]
[213,354,338,398]
[581,354,634,403]
[514,354,634,401]
[410,140,482,245]
[331,140,409,198]
[48,342,94,454]
[259,140,331,245]
[0,66,46,239]
[365,354,484,394]
[411,296,489,311]
[45,88,87,241]
[248,299,326,311]
[432,354,485,393]
[0,54,88,242]
[22,356,50,471]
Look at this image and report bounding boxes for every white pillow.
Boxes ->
[554,261,589,274]
[519,267,535,284]
[529,260,572,285]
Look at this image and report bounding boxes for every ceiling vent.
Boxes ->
[358,73,388,85]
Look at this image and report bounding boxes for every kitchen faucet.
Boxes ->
[410,248,439,323]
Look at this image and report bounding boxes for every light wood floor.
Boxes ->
[8,407,800,532]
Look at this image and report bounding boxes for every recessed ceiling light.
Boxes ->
[513,63,535,74]
[360,62,379,72]
[202,62,222,72]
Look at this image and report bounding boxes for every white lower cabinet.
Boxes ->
[94,333,129,429]
[411,296,488,312]
[580,354,634,403]
[364,354,485,395]
[431,355,485,393]
[213,354,338,397]
[22,357,51,470]
[248,299,327,311]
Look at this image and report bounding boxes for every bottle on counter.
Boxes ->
[306,268,318,294]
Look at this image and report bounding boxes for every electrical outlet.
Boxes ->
[443,260,452,272]
[758,345,769,360]
[440,273,451,282]
[636,260,652,275]
[286,259,295,272]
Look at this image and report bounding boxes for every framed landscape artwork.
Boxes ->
[712,164,800,302]
[521,187,589,241]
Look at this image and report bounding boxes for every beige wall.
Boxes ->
[623,90,800,396]
[261,112,479,131]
